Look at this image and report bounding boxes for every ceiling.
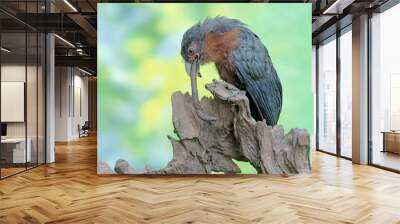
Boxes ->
[311,0,391,43]
[0,0,98,74]
[0,0,395,74]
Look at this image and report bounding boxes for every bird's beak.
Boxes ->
[185,61,191,77]
[186,58,200,103]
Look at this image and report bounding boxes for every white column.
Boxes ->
[46,32,55,163]
[352,14,369,164]
[45,0,56,163]
[55,67,74,141]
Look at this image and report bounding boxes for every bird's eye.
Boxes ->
[188,49,194,55]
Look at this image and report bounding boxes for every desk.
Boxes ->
[1,138,31,163]
[382,131,400,154]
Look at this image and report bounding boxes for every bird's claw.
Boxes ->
[226,89,241,101]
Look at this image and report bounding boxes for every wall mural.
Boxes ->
[98,3,313,174]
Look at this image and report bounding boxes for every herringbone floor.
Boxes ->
[1,135,400,224]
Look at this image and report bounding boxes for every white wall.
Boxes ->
[1,65,26,130]
[1,65,38,138]
[1,82,25,122]
[1,65,26,81]
[55,67,89,141]
[1,63,46,164]
[72,73,89,138]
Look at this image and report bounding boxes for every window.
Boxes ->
[0,1,47,179]
[318,36,337,154]
[339,28,352,158]
[371,3,400,171]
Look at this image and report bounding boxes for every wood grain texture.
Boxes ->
[1,135,400,223]
[154,80,310,174]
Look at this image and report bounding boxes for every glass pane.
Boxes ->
[1,31,27,177]
[318,37,337,154]
[371,4,400,171]
[26,0,38,169]
[0,1,46,178]
[38,33,45,165]
[340,29,352,158]
[27,31,38,169]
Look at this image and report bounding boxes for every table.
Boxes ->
[382,131,400,154]
[1,138,31,163]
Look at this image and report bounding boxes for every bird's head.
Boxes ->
[180,23,206,104]
[181,23,204,79]
[181,17,242,104]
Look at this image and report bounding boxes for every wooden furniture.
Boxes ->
[0,138,31,164]
[382,131,400,154]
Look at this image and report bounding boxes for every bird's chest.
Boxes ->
[216,61,242,88]
[203,29,240,64]
[202,28,243,88]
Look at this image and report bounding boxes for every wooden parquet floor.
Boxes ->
[1,135,400,224]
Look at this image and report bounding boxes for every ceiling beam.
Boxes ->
[323,0,356,14]
[55,55,96,71]
[67,13,97,45]
[312,15,335,33]
[12,13,82,32]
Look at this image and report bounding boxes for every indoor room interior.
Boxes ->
[0,25,46,178]
[370,4,400,171]
[315,1,400,172]
[0,0,400,223]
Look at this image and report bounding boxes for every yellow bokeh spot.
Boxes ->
[137,96,165,136]
[155,5,196,34]
[127,37,152,59]
[134,56,220,137]
[135,58,165,85]
[208,5,233,18]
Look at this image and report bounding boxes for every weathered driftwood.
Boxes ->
[114,159,136,174]
[154,80,311,175]
[100,80,311,175]
[97,160,115,174]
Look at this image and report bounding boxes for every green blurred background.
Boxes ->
[98,3,312,174]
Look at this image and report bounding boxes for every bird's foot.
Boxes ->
[226,89,242,101]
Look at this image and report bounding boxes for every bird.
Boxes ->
[181,16,282,126]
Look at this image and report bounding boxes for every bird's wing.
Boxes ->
[230,30,282,125]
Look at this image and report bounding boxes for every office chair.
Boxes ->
[79,121,90,138]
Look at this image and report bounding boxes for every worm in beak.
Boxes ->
[185,57,200,103]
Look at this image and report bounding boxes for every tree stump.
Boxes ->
[156,80,311,175]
